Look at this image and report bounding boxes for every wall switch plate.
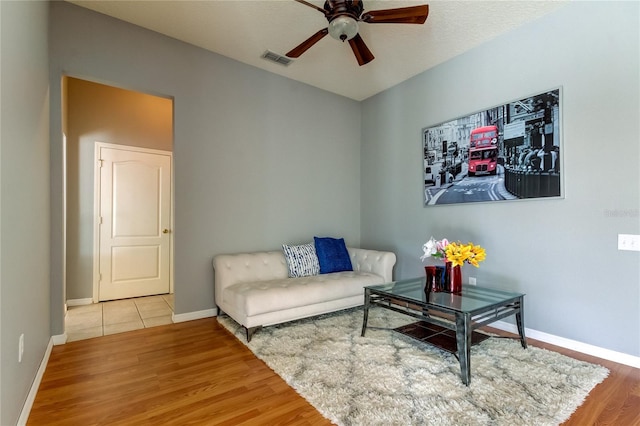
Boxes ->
[468,277,476,285]
[618,234,640,251]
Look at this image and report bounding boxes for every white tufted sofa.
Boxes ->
[213,247,396,341]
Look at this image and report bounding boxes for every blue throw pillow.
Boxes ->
[314,237,353,274]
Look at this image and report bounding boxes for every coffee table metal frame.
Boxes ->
[361,278,527,385]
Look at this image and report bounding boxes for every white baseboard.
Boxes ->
[491,320,640,368]
[18,337,54,426]
[172,308,217,323]
[66,298,93,307]
[51,333,67,346]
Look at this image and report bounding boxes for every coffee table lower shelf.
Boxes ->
[394,321,491,354]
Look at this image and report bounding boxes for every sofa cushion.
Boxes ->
[222,271,383,317]
[282,243,320,278]
[314,237,353,274]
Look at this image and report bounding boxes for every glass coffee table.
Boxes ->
[361,277,527,385]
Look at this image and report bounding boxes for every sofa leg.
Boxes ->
[246,326,261,342]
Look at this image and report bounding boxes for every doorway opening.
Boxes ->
[63,76,174,339]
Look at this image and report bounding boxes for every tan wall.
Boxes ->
[66,77,173,300]
[67,77,172,151]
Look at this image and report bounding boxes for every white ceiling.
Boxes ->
[67,0,567,101]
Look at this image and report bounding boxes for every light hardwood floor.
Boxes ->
[28,318,639,425]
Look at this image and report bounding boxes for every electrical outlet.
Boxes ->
[618,234,640,251]
[19,334,24,363]
[468,277,476,285]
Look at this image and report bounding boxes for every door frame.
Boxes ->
[92,141,174,303]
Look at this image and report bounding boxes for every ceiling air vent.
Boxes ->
[261,50,293,66]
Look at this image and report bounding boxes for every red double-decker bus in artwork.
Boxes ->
[468,125,498,176]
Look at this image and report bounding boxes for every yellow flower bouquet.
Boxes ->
[444,241,486,267]
[421,237,486,267]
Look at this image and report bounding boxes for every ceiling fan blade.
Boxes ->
[348,33,375,66]
[286,28,329,58]
[293,0,329,16]
[361,5,429,24]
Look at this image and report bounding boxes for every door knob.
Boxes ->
[163,229,171,234]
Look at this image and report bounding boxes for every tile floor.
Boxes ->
[65,294,174,342]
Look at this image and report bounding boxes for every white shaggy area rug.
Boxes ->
[218,307,609,426]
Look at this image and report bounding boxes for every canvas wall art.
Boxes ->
[422,88,562,206]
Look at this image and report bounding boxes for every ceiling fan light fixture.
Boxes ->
[328,15,359,42]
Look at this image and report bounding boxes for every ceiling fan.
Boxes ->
[286,0,429,66]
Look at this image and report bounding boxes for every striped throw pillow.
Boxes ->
[282,243,320,278]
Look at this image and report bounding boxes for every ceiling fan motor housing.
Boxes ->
[323,0,364,17]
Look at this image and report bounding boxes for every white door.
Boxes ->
[97,144,172,301]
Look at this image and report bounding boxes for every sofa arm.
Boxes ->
[347,248,396,282]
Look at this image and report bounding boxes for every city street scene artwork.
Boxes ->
[422,88,562,206]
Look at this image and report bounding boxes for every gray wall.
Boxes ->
[361,2,640,356]
[0,1,51,424]
[49,2,361,332]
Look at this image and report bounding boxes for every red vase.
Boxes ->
[445,261,462,293]
[425,265,446,292]
[425,266,437,293]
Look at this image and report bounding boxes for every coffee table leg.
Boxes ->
[455,312,472,386]
[516,296,527,349]
[361,288,371,337]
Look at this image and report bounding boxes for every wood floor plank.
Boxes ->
[27,318,639,425]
